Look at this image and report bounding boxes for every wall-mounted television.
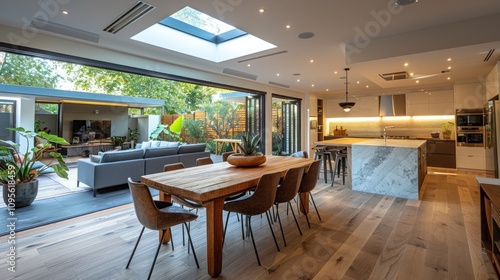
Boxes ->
[72,120,111,143]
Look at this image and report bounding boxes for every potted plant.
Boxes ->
[110,136,126,149]
[128,128,139,148]
[0,127,70,208]
[441,121,454,139]
[227,133,266,167]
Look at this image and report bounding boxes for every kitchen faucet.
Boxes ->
[383,126,395,144]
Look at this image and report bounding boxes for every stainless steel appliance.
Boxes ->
[456,126,484,147]
[456,108,485,126]
[485,100,500,178]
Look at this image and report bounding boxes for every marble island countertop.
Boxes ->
[316,137,426,148]
[353,139,426,148]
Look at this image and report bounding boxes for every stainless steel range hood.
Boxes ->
[379,94,406,116]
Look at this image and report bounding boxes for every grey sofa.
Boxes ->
[77,143,209,196]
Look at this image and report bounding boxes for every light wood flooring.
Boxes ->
[1,168,499,279]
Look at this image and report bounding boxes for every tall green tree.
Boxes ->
[0,53,61,88]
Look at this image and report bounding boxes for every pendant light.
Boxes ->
[339,67,355,112]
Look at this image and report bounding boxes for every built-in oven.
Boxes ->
[457,126,484,147]
[456,108,485,126]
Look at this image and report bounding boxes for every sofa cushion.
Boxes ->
[143,147,178,158]
[178,143,206,154]
[100,149,144,163]
[159,141,180,148]
[139,141,151,149]
[90,155,102,163]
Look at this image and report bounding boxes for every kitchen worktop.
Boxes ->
[317,137,426,148]
[354,139,426,148]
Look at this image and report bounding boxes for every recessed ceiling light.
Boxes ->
[334,71,338,74]
[259,8,265,13]
[311,84,315,87]
[326,89,329,92]
[404,62,409,67]
[366,85,369,88]
[276,73,280,76]
[247,64,251,67]
[286,25,291,29]
[448,66,452,70]
[410,73,414,76]
[416,80,420,83]
[356,81,360,84]
[296,79,300,82]
[62,10,69,15]
[310,59,314,63]
[447,77,451,80]
[447,58,452,61]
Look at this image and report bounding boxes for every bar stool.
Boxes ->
[313,146,333,183]
[332,149,347,186]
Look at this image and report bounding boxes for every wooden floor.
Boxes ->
[1,168,499,280]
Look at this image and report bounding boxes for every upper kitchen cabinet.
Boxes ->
[326,96,378,118]
[486,62,500,101]
[454,82,485,109]
[406,90,454,116]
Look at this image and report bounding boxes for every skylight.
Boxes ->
[131,6,276,63]
[170,6,235,35]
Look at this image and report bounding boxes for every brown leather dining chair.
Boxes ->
[222,151,235,162]
[274,166,305,247]
[222,171,282,266]
[298,160,322,228]
[126,178,199,280]
[196,156,214,165]
[163,162,203,248]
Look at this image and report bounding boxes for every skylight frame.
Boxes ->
[159,17,247,44]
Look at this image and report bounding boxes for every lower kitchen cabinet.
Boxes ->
[424,139,456,168]
[456,146,485,170]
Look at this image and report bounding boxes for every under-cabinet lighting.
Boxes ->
[412,115,454,120]
[381,116,411,121]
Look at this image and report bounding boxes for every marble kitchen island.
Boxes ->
[316,138,427,200]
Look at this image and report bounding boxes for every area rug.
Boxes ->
[0,185,158,236]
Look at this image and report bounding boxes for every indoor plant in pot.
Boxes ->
[441,121,454,139]
[0,127,70,208]
[227,133,266,167]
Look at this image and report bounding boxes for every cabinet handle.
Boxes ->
[467,155,473,157]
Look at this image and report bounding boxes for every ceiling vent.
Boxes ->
[103,1,155,34]
[379,71,409,81]
[268,81,290,88]
[29,19,100,43]
[484,49,495,62]
[222,68,258,80]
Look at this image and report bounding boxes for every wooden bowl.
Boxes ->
[227,153,266,167]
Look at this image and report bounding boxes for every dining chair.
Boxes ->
[274,166,305,247]
[222,171,282,266]
[126,178,199,280]
[290,150,308,158]
[163,163,203,247]
[196,157,214,165]
[298,160,322,228]
[222,151,235,162]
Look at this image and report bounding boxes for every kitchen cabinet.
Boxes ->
[456,146,485,170]
[317,99,324,141]
[418,144,427,193]
[425,139,456,168]
[486,62,500,101]
[406,90,454,116]
[454,82,485,110]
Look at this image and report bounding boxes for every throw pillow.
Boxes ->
[90,155,102,163]
[140,141,151,149]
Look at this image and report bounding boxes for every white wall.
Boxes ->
[61,103,129,142]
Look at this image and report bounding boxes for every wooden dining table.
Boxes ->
[141,155,313,278]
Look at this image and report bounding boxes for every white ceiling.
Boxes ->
[0,0,500,98]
